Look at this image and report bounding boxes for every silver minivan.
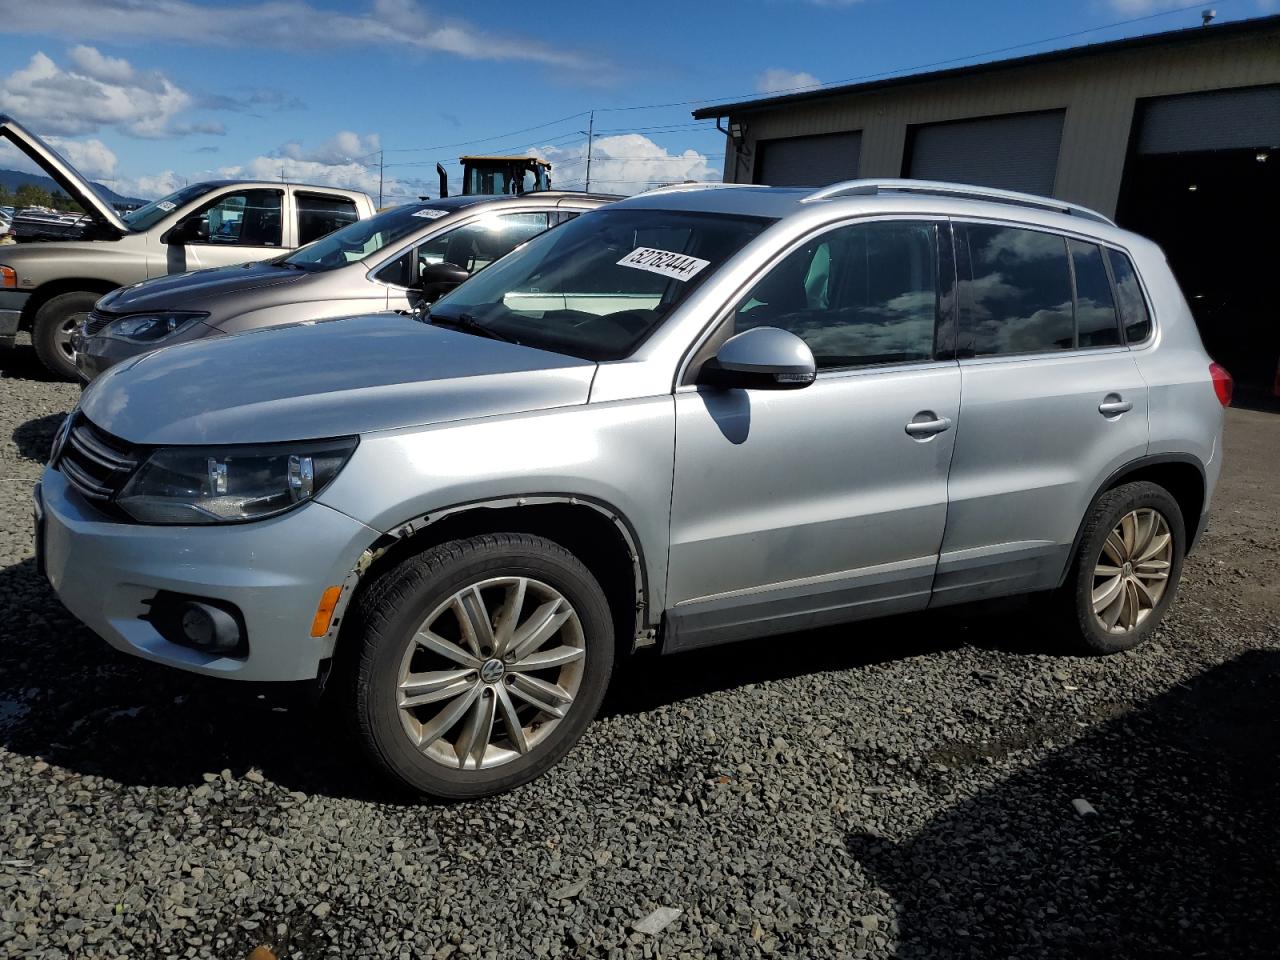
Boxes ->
[37,180,1230,799]
[75,192,615,381]
[0,115,375,379]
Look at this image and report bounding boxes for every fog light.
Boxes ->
[144,591,247,657]
[178,601,242,653]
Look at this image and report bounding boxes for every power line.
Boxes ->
[381,111,591,155]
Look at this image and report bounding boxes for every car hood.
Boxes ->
[80,314,597,445]
[0,115,128,234]
[102,261,310,313]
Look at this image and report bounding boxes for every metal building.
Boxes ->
[693,15,1280,397]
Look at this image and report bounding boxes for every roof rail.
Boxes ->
[801,178,1116,226]
[640,181,766,197]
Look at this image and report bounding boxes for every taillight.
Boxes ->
[0,266,15,289]
[1209,362,1233,407]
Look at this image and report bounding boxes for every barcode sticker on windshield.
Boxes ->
[617,247,710,282]
[413,208,449,219]
[156,200,176,212]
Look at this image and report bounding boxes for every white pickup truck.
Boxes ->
[0,115,377,378]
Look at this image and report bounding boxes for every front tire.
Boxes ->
[348,533,614,799]
[1057,481,1185,654]
[33,290,98,380]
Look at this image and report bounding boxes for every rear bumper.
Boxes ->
[0,290,29,347]
[38,466,379,681]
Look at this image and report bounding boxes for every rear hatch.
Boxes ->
[0,115,128,236]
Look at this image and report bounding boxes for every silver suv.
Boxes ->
[36,180,1230,799]
[75,192,615,382]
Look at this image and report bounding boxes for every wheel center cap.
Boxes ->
[1123,562,1134,577]
[480,658,505,683]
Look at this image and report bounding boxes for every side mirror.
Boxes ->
[163,217,208,245]
[699,327,817,390]
[417,261,471,303]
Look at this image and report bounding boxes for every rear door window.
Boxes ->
[1069,239,1121,348]
[296,193,360,245]
[959,224,1074,356]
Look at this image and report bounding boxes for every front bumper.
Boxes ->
[38,467,378,681]
[0,289,29,348]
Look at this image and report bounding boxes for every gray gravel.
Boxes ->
[0,336,1277,959]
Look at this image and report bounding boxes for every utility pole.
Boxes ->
[584,110,594,194]
[378,149,384,207]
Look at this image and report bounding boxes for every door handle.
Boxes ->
[1098,395,1133,417]
[905,413,953,438]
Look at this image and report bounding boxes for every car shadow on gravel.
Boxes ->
[13,410,67,463]
[602,602,1040,718]
[0,342,64,384]
[845,649,1280,958]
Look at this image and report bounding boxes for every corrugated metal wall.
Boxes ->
[722,28,1280,216]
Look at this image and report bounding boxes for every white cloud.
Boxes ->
[3,0,596,71]
[530,134,717,195]
[0,48,196,138]
[756,68,822,95]
[45,136,118,178]
[66,44,135,84]
[281,131,382,166]
[204,132,395,197]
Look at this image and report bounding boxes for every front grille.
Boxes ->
[55,413,140,505]
[84,310,117,336]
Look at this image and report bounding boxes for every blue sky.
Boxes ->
[0,0,1275,201]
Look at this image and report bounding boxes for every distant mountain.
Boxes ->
[0,168,146,207]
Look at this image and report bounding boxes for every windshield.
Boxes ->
[123,183,219,232]
[428,208,774,360]
[283,203,451,272]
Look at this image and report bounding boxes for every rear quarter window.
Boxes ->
[1105,248,1153,344]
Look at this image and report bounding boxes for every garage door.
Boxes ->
[753,131,862,187]
[907,110,1065,196]
[1136,85,1280,154]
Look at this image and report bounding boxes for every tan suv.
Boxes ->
[0,115,375,378]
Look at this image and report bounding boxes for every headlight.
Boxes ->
[103,312,207,343]
[116,438,358,524]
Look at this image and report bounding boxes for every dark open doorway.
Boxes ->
[1117,146,1280,404]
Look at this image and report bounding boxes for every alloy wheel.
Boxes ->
[395,576,586,770]
[56,311,87,361]
[1091,508,1173,634]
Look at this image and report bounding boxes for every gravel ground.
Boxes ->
[0,338,1277,960]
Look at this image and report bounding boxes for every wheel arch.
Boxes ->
[335,494,656,672]
[1057,453,1207,589]
[21,278,120,330]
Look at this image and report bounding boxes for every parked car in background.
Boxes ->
[75,191,615,382]
[12,208,91,243]
[37,180,1228,799]
[0,114,375,378]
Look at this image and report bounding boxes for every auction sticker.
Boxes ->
[413,208,449,220]
[617,247,710,282]
[156,200,176,212]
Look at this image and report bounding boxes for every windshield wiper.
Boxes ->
[427,311,519,345]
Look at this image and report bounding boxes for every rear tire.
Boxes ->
[1057,481,1185,654]
[33,290,98,381]
[346,533,614,799]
